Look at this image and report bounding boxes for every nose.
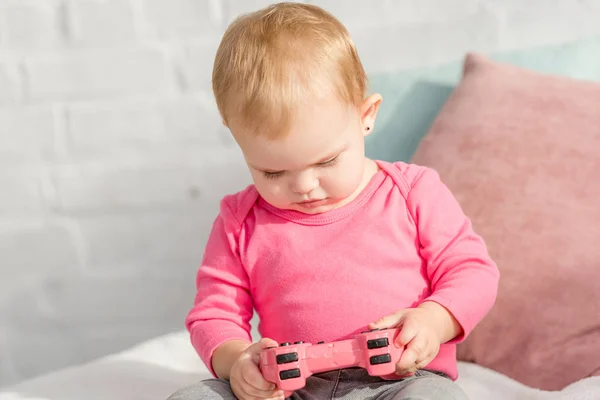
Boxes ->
[291,171,319,195]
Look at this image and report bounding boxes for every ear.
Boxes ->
[360,93,382,136]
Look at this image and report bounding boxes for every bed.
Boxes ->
[1,331,599,400]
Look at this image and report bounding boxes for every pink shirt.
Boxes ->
[186,160,499,380]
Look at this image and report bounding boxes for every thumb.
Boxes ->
[369,309,408,330]
[257,337,278,349]
[249,338,278,363]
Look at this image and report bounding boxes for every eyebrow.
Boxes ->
[250,145,346,172]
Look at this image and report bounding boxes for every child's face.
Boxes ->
[229,96,380,214]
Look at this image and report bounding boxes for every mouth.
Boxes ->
[296,198,329,208]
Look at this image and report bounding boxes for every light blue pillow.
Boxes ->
[366,36,600,162]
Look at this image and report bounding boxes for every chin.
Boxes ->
[292,205,333,214]
[291,199,345,214]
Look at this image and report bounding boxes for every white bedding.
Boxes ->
[1,331,599,400]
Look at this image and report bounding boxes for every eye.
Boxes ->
[317,155,339,167]
[263,170,284,180]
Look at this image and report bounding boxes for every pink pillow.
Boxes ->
[411,53,600,390]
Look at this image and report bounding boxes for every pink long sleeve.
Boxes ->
[403,166,500,341]
[186,160,499,380]
[185,192,255,376]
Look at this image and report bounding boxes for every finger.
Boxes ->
[395,316,420,347]
[369,309,407,330]
[396,345,418,374]
[233,381,283,400]
[242,363,276,392]
[265,393,286,400]
[239,378,284,399]
[259,337,279,349]
[249,338,279,364]
[396,335,431,375]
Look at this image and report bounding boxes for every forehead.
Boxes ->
[232,100,357,169]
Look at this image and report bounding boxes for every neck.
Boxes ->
[330,158,379,210]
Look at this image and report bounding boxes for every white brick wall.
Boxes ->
[0,108,55,162]
[0,0,63,50]
[25,48,175,101]
[140,0,223,39]
[1,0,599,388]
[67,0,138,46]
[0,64,20,106]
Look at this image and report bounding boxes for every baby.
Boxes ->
[168,2,499,400]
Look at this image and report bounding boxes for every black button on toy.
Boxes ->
[280,368,301,380]
[317,341,324,344]
[276,352,299,364]
[367,338,389,349]
[369,354,392,365]
[294,341,304,344]
[280,342,290,346]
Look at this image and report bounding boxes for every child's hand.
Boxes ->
[229,338,286,400]
[369,304,454,376]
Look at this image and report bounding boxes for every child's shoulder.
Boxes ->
[377,160,442,195]
[217,184,260,226]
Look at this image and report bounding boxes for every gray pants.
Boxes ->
[167,368,468,399]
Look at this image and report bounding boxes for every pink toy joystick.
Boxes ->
[259,328,402,392]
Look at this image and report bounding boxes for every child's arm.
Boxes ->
[369,300,463,375]
[416,300,462,343]
[214,338,285,399]
[371,165,499,375]
[185,196,255,377]
[406,166,500,341]
[212,340,251,379]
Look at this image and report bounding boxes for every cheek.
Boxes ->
[252,176,288,202]
[325,163,363,195]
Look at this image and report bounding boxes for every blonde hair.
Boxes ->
[212,2,367,139]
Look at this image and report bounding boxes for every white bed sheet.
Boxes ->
[1,331,599,400]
